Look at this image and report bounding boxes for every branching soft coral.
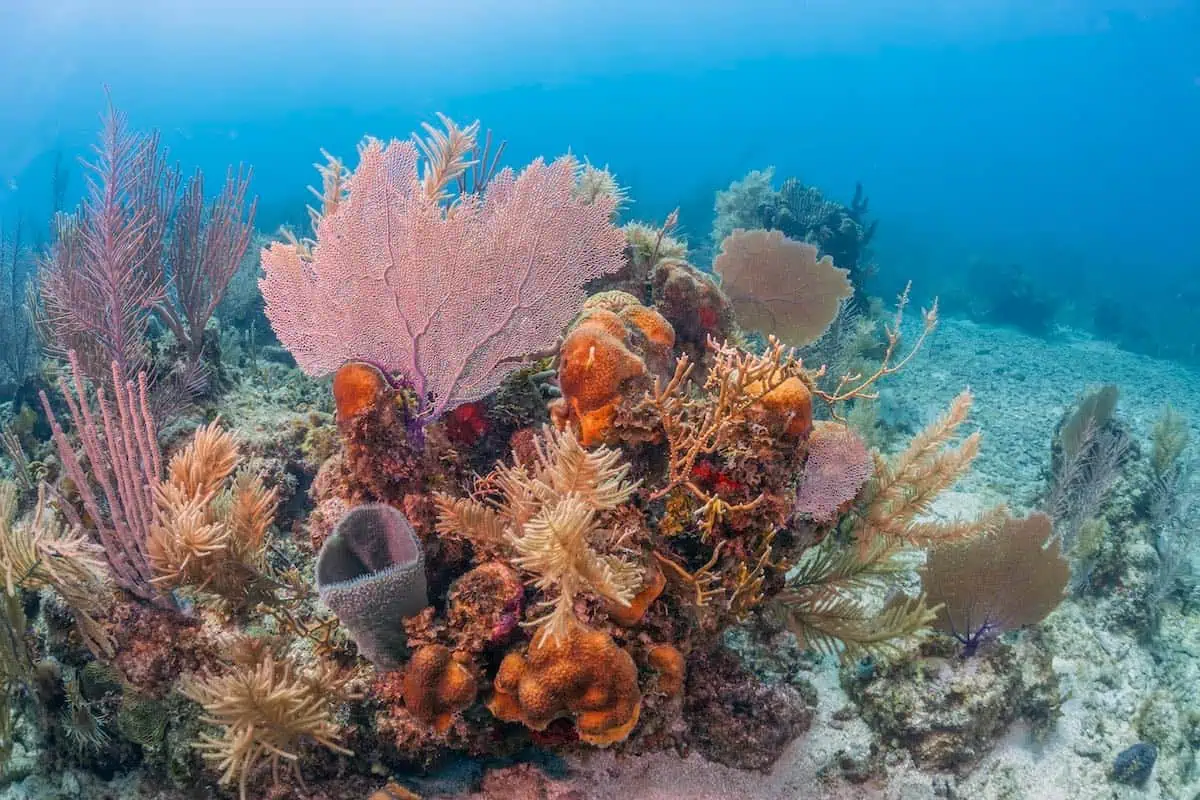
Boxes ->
[148,421,278,607]
[851,390,1006,548]
[181,649,356,800]
[775,537,936,663]
[0,482,114,656]
[435,426,644,643]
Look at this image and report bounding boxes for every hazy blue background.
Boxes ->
[1,0,1197,326]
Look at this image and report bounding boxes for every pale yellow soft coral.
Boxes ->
[435,426,644,643]
[148,421,278,606]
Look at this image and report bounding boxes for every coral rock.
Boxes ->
[651,259,735,361]
[402,645,478,734]
[447,562,525,652]
[846,634,1061,771]
[684,646,813,771]
[489,627,641,746]
[316,504,429,669]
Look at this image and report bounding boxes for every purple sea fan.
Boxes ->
[794,421,873,523]
[259,134,627,420]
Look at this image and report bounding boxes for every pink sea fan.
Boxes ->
[794,421,872,523]
[259,136,626,419]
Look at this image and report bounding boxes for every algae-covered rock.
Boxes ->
[844,633,1060,772]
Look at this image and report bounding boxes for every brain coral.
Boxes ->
[488,626,641,746]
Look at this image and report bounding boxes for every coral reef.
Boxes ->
[0,109,1081,800]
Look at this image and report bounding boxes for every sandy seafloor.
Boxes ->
[3,316,1199,800]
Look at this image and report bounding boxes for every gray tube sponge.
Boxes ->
[316,503,428,670]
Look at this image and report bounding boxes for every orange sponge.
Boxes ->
[488,627,641,746]
[749,375,814,438]
[551,296,675,447]
[552,317,646,446]
[402,645,478,734]
[333,361,389,424]
[646,644,685,698]
[607,566,665,627]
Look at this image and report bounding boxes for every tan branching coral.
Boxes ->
[148,421,278,607]
[775,537,937,663]
[181,650,356,800]
[815,282,938,414]
[851,391,1006,548]
[436,426,644,644]
[713,228,852,347]
[0,482,114,656]
[642,336,808,536]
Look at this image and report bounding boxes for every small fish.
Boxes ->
[5,178,16,192]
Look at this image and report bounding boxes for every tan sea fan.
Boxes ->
[714,228,852,346]
[921,512,1069,650]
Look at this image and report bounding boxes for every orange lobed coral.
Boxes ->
[550,293,675,446]
[402,644,478,734]
[488,626,641,746]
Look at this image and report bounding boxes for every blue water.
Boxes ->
[1,0,1198,343]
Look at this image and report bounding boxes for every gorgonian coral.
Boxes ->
[181,650,355,800]
[436,425,644,644]
[259,117,627,420]
[713,227,852,347]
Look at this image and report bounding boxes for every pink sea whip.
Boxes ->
[259,118,627,420]
[39,352,163,603]
[38,97,256,398]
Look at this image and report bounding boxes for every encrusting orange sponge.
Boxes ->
[646,643,685,698]
[550,293,675,447]
[333,361,390,424]
[488,626,641,746]
[401,645,478,734]
[607,565,665,627]
[748,375,814,438]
